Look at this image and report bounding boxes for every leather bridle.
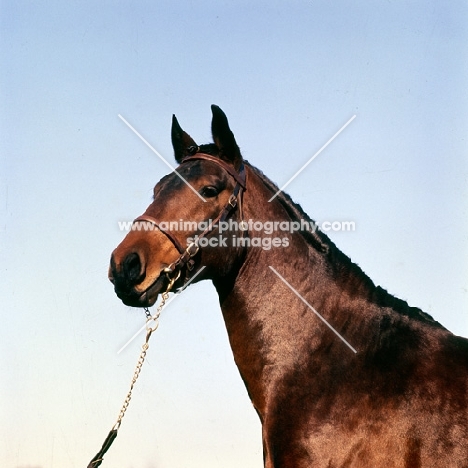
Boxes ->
[132,153,246,284]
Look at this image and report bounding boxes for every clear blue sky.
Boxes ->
[1,1,467,467]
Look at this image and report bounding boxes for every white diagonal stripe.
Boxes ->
[269,266,357,353]
[268,114,357,202]
[118,114,206,202]
[117,266,207,354]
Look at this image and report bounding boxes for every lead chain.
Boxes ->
[113,289,170,431]
[87,273,179,467]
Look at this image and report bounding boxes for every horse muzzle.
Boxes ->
[108,249,167,308]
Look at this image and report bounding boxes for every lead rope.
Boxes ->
[87,275,176,468]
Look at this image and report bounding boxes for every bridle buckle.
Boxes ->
[228,194,237,208]
[186,241,200,258]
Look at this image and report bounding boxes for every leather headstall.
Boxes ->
[133,153,246,282]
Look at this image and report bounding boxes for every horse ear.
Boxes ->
[171,114,198,163]
[211,105,242,168]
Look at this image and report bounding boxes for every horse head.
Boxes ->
[109,105,246,307]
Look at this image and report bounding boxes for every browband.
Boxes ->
[181,153,246,188]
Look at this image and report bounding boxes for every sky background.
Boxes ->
[1,1,467,467]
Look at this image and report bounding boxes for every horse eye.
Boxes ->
[200,186,220,198]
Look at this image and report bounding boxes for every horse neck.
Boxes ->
[214,165,378,416]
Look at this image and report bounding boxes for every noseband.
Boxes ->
[133,153,246,283]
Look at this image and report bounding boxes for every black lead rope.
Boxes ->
[87,429,118,468]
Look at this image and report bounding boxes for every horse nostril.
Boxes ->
[124,252,145,284]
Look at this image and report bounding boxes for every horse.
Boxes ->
[109,105,468,467]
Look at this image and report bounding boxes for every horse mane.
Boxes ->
[245,161,445,329]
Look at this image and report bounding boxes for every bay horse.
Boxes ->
[109,105,468,467]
